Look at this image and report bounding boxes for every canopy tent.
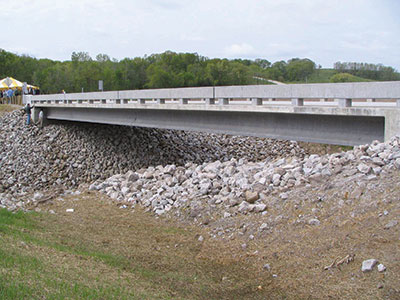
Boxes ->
[0,77,39,91]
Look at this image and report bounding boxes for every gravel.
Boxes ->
[89,135,400,226]
[0,109,306,210]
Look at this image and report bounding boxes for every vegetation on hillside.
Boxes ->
[0,48,399,94]
[333,61,398,81]
[329,72,372,83]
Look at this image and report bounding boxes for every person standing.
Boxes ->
[6,88,12,104]
[24,103,34,125]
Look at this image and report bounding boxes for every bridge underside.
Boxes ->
[43,107,385,146]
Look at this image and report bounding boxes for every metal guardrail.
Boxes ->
[29,81,400,108]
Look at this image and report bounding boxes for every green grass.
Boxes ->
[0,209,165,299]
[286,68,374,84]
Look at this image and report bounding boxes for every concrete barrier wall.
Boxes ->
[119,86,214,99]
[215,81,400,99]
[31,81,400,102]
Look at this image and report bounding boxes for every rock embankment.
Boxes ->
[0,109,305,209]
[90,136,400,221]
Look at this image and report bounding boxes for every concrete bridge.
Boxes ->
[28,81,400,146]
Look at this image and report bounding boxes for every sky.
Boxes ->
[1,0,399,70]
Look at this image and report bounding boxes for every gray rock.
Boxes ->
[377,264,386,272]
[395,158,400,169]
[308,218,321,226]
[155,209,165,215]
[33,192,44,200]
[279,192,288,200]
[272,174,281,186]
[361,259,378,272]
[372,157,384,166]
[245,191,259,203]
[228,198,240,207]
[357,163,371,174]
[238,201,251,214]
[253,203,267,212]
[308,173,325,183]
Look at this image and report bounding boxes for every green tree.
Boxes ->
[286,58,316,82]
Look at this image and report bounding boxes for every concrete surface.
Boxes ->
[29,82,400,145]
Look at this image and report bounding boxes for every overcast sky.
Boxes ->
[1,0,399,70]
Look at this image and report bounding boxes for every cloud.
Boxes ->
[180,34,205,42]
[224,43,255,56]
[147,0,182,10]
[0,0,399,69]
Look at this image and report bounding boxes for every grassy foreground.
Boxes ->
[0,194,281,300]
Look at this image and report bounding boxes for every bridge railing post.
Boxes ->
[251,98,262,106]
[338,98,352,108]
[157,98,165,104]
[138,99,145,104]
[179,98,188,105]
[291,98,304,106]
[218,98,229,106]
[205,98,215,105]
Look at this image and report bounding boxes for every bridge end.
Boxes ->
[384,109,400,142]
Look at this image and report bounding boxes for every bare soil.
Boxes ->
[35,169,400,299]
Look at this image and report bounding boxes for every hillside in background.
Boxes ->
[0,49,399,94]
[306,69,373,83]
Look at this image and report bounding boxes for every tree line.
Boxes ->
[0,48,398,94]
[333,61,399,81]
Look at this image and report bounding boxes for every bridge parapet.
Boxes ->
[30,81,400,108]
